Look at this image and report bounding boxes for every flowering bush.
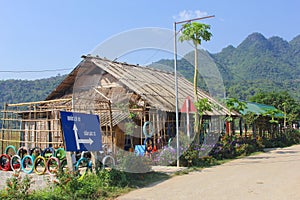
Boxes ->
[154,147,177,166]
[153,129,300,167]
[179,143,217,167]
[117,151,152,173]
[209,136,264,159]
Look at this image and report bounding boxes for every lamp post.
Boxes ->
[173,15,214,167]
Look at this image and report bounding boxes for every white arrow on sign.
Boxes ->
[73,124,94,150]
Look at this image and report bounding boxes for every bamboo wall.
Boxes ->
[0,99,225,155]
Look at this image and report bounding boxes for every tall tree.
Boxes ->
[179,22,212,136]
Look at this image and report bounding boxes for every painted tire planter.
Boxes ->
[42,147,55,159]
[75,157,89,180]
[17,146,29,159]
[4,145,16,156]
[75,157,88,170]
[102,155,115,169]
[10,155,21,172]
[59,158,68,172]
[0,154,11,171]
[54,148,66,160]
[30,147,42,159]
[168,138,173,147]
[33,155,47,175]
[143,121,154,138]
[21,155,34,174]
[47,157,61,174]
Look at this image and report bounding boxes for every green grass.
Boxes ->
[126,172,170,188]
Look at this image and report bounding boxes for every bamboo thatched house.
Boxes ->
[0,55,236,153]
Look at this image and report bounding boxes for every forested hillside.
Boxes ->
[152,32,300,102]
[0,75,66,105]
[0,32,299,109]
[212,32,300,101]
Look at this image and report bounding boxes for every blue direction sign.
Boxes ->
[60,111,102,152]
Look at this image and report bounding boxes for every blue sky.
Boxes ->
[0,0,299,80]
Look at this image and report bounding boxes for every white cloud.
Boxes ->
[173,10,208,22]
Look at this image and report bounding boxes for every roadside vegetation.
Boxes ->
[0,128,299,200]
[0,168,170,200]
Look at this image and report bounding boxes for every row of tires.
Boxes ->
[0,145,67,175]
[1,145,116,177]
[3,145,66,160]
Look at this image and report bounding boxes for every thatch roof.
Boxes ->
[46,55,236,116]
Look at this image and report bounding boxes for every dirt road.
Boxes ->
[117,145,300,200]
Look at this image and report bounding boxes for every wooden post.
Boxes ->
[20,113,25,147]
[66,152,75,172]
[108,101,114,154]
[226,121,230,135]
[33,105,37,148]
[48,118,52,148]
[140,110,143,145]
[143,110,146,144]
[239,118,243,137]
[1,103,7,154]
[156,110,160,148]
[152,110,155,145]
[91,151,100,172]
[252,122,256,139]
[231,119,235,136]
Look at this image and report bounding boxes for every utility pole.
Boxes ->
[173,15,214,167]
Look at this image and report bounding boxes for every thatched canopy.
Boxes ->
[46,55,236,116]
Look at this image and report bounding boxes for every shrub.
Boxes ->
[179,143,218,167]
[1,172,33,200]
[209,136,236,159]
[196,156,218,167]
[235,143,256,156]
[262,128,300,148]
[31,168,128,200]
[154,147,177,166]
[117,151,152,173]
[210,136,264,159]
[98,168,128,187]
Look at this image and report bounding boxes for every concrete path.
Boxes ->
[117,145,300,200]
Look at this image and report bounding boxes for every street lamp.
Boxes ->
[174,15,215,167]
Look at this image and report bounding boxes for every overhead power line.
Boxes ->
[0,68,73,73]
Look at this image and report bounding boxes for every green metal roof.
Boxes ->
[238,102,284,118]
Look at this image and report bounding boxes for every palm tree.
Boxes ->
[179,22,212,135]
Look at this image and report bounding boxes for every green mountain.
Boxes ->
[0,75,66,106]
[0,75,65,127]
[0,32,299,109]
[213,32,300,101]
[152,32,300,102]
